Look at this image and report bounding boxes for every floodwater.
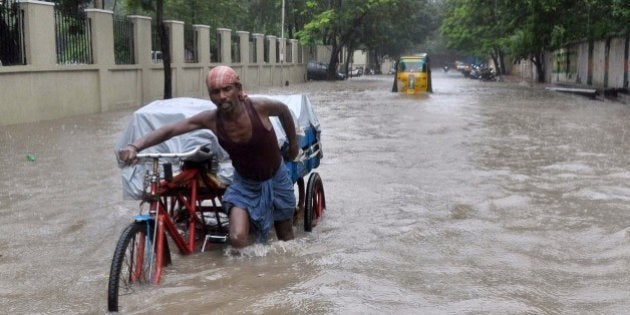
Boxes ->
[2,71,630,314]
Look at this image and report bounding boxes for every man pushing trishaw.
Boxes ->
[118,66,299,249]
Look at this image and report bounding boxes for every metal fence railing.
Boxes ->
[113,15,134,64]
[184,25,197,63]
[54,6,92,64]
[0,0,26,66]
[231,31,240,63]
[210,31,220,63]
[286,40,292,63]
[151,25,161,63]
[249,33,257,63]
[2,2,305,68]
[263,36,269,63]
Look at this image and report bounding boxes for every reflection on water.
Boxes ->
[2,72,630,313]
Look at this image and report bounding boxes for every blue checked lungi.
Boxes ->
[222,161,296,243]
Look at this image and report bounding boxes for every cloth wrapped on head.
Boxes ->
[207,66,240,88]
[207,65,246,99]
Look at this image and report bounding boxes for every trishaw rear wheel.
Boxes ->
[304,172,325,232]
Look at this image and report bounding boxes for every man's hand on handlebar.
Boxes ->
[119,144,139,165]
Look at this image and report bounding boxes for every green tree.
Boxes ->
[360,0,439,72]
[505,0,615,82]
[297,0,388,79]
[440,0,512,75]
[441,0,630,82]
[296,0,438,79]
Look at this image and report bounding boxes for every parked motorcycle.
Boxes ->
[467,64,496,81]
[468,64,481,79]
[478,65,496,81]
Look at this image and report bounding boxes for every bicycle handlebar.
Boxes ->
[133,141,318,163]
[136,145,210,160]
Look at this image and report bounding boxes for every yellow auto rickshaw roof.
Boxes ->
[400,53,428,60]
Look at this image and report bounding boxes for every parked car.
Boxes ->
[455,61,471,77]
[307,61,345,80]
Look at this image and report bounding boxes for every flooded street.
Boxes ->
[2,71,630,314]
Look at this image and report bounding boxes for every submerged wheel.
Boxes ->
[304,172,326,232]
[107,221,156,312]
[293,178,305,225]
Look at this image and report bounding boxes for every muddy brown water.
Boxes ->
[2,71,630,314]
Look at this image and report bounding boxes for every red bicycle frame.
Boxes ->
[144,157,225,284]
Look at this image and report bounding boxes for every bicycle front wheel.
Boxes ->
[107,221,155,312]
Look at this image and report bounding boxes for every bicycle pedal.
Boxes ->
[201,234,227,252]
[207,234,227,243]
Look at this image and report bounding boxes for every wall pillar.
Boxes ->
[128,15,152,104]
[194,24,210,97]
[128,15,152,65]
[290,39,298,64]
[85,9,114,65]
[20,1,56,66]
[267,35,277,64]
[195,25,210,64]
[625,34,629,89]
[85,9,114,112]
[237,31,249,64]
[164,20,184,64]
[278,37,286,63]
[217,28,232,64]
[252,33,264,65]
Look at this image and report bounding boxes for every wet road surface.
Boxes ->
[2,71,630,314]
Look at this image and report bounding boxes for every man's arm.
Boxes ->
[119,110,215,164]
[255,98,299,161]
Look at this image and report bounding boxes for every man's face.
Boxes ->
[209,83,240,112]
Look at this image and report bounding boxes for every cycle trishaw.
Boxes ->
[107,95,325,312]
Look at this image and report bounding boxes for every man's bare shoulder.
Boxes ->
[189,109,218,129]
[249,96,286,113]
[248,95,275,105]
[190,109,216,119]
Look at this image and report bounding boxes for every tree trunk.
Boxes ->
[328,38,342,80]
[372,50,381,74]
[491,47,507,75]
[498,50,507,75]
[531,52,545,83]
[490,50,499,74]
[156,0,172,99]
[344,45,353,78]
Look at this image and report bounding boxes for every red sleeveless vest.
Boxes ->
[216,99,281,181]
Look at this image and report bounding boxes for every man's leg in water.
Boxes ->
[274,217,294,241]
[228,207,250,248]
[272,162,296,242]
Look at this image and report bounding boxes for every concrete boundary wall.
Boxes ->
[0,1,308,126]
[546,34,629,90]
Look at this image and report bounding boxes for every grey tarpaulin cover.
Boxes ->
[115,95,321,200]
